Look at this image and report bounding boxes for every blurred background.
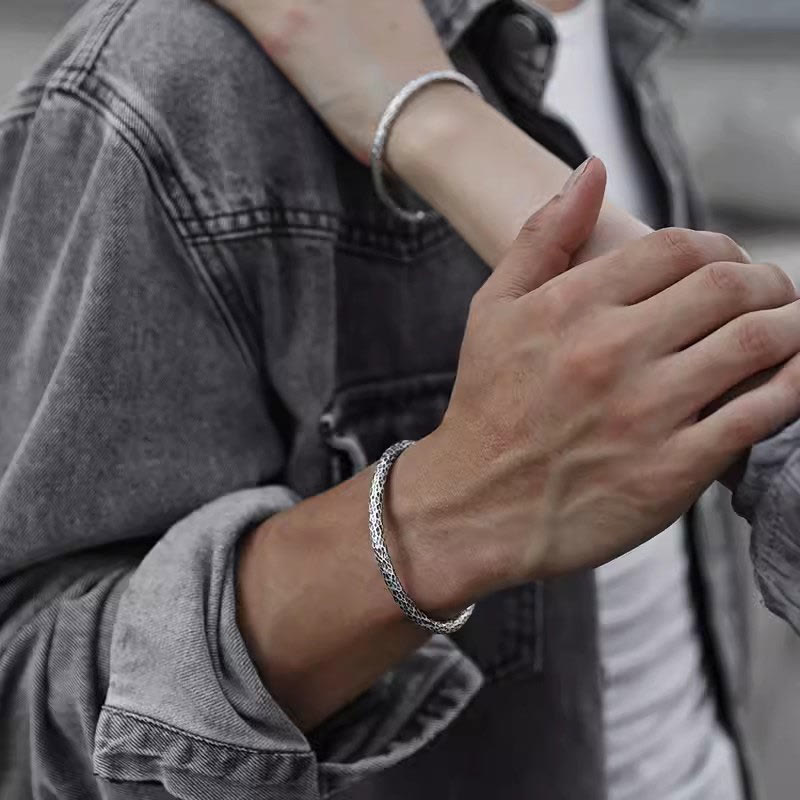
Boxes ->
[1,1,799,797]
[660,11,800,797]
[658,8,800,797]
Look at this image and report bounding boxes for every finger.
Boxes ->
[700,366,782,419]
[658,301,800,423]
[575,227,751,307]
[482,156,607,302]
[635,261,796,355]
[678,349,800,480]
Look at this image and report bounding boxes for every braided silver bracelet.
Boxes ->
[369,70,484,224]
[368,439,475,635]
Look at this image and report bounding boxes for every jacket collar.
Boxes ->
[424,0,703,49]
[422,0,497,49]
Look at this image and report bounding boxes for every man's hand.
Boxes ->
[391,158,800,611]
[236,158,800,731]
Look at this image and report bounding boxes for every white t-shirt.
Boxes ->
[537,2,744,798]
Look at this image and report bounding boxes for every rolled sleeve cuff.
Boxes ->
[93,487,482,799]
[732,418,800,523]
[748,466,800,637]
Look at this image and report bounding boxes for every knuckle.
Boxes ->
[770,356,800,399]
[563,339,616,392]
[725,413,760,448]
[763,262,797,302]
[658,227,706,264]
[704,231,744,263]
[782,375,800,420]
[467,290,496,333]
[608,395,645,438]
[520,213,545,241]
[704,262,747,300]
[735,316,777,362]
[658,228,746,270]
[777,359,800,398]
[469,287,488,316]
[600,324,632,364]
[636,464,674,505]
[536,277,575,324]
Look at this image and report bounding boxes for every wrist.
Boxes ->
[382,426,515,617]
[385,83,655,270]
[385,81,489,197]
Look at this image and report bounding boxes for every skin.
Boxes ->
[238,163,800,732]
[217,0,649,266]
[540,0,583,12]
[217,1,800,732]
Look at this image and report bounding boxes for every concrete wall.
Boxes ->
[0,0,81,103]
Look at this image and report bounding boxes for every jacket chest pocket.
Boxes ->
[319,371,545,682]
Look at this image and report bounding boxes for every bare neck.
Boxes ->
[537,0,583,12]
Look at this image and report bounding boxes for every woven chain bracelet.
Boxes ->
[368,439,475,635]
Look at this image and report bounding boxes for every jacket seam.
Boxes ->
[186,221,461,263]
[178,204,452,242]
[40,78,258,372]
[183,215,455,251]
[54,62,447,245]
[63,0,139,93]
[53,0,264,371]
[35,0,463,251]
[100,705,312,757]
[0,103,40,127]
[51,65,456,264]
[52,67,209,224]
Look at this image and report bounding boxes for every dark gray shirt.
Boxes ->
[0,0,797,798]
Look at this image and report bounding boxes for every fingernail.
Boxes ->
[559,156,593,198]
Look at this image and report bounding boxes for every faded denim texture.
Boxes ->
[0,0,794,798]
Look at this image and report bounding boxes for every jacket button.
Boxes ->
[496,11,554,72]
[498,11,542,52]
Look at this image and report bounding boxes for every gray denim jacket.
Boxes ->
[0,0,797,798]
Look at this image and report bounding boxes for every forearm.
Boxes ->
[388,84,651,268]
[236,429,479,732]
[214,2,649,268]
[235,88,651,736]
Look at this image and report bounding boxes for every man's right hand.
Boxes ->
[389,157,800,613]
[236,156,800,732]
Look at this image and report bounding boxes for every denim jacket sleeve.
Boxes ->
[0,91,481,799]
[733,419,800,636]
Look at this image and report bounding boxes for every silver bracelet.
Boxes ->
[368,439,475,635]
[370,70,484,224]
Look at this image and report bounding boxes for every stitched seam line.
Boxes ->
[64,0,138,92]
[181,206,451,242]
[0,106,39,127]
[43,83,256,372]
[82,0,140,77]
[186,224,459,262]
[101,705,312,757]
[52,68,194,221]
[51,66,454,263]
[51,64,458,255]
[53,67,436,238]
[181,209,452,241]
[39,0,462,248]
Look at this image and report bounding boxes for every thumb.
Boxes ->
[486,156,607,301]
